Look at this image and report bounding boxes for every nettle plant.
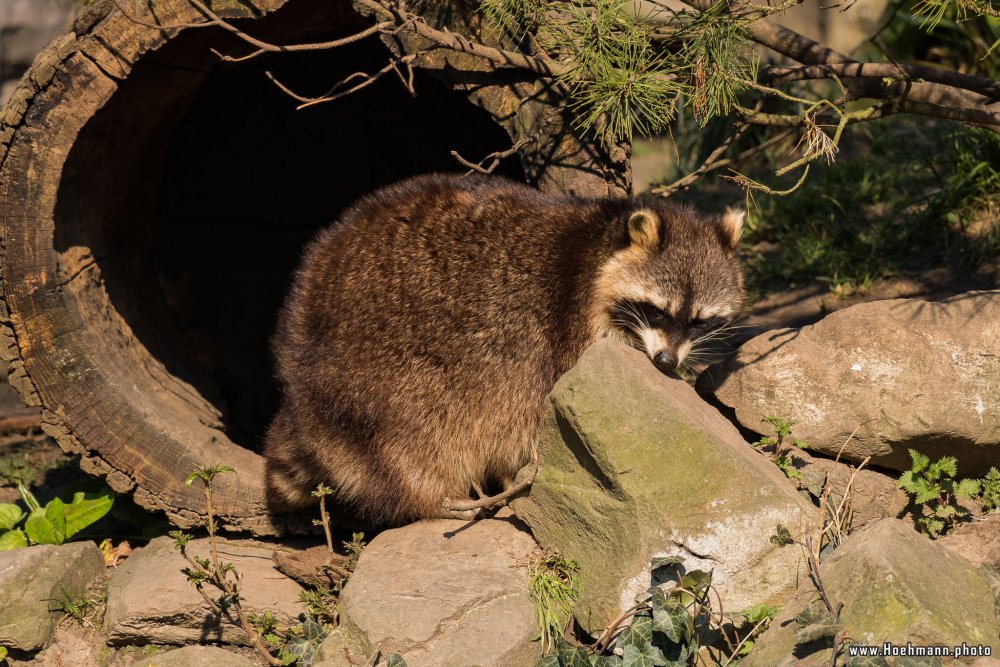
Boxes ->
[897,449,980,537]
[753,416,809,481]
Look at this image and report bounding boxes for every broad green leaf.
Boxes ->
[908,449,929,473]
[385,653,407,667]
[621,643,667,667]
[793,603,841,643]
[650,556,684,581]
[844,652,889,666]
[590,656,624,666]
[652,604,691,644]
[0,528,28,550]
[616,614,653,649]
[679,569,712,595]
[954,478,981,500]
[25,498,67,545]
[536,655,561,667]
[0,646,7,660]
[63,490,114,539]
[556,643,591,667]
[0,503,24,531]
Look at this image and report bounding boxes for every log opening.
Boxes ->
[1,0,523,534]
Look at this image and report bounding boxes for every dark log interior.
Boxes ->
[52,2,523,453]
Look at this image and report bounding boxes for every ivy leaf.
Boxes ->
[0,528,28,550]
[652,604,692,644]
[679,570,712,596]
[24,498,67,545]
[650,556,684,581]
[536,655,561,667]
[557,643,591,667]
[621,643,668,667]
[590,655,624,667]
[616,614,653,649]
[844,652,889,666]
[385,653,407,667]
[793,603,841,643]
[0,503,24,532]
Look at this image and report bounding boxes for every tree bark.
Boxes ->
[0,0,628,535]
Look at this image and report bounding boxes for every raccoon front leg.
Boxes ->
[443,446,539,515]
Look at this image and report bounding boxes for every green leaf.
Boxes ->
[652,604,691,644]
[536,655,561,667]
[556,643,591,667]
[0,646,7,660]
[650,556,684,581]
[385,653,407,667]
[63,489,114,539]
[0,528,28,550]
[590,656,624,667]
[844,652,889,666]
[621,643,667,667]
[24,498,67,545]
[770,524,793,547]
[908,449,930,473]
[679,569,712,595]
[793,603,841,643]
[616,614,653,649]
[0,503,24,531]
[954,477,980,500]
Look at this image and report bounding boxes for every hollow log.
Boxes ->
[0,0,630,534]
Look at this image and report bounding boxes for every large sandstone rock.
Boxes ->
[105,536,305,646]
[131,645,258,667]
[701,291,1000,474]
[0,541,104,650]
[510,339,817,635]
[745,519,1000,666]
[938,513,1000,569]
[316,514,542,667]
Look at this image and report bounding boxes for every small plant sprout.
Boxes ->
[45,583,100,628]
[754,416,809,480]
[175,464,282,666]
[898,450,980,537]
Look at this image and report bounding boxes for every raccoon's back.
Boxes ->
[274,174,599,435]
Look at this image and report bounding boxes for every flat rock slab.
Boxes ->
[701,291,1000,474]
[510,339,817,635]
[321,514,542,667]
[130,645,258,667]
[0,541,104,650]
[745,519,1000,666]
[106,536,305,646]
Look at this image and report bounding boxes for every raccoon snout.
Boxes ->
[652,351,678,372]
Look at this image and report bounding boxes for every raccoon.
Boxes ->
[265,173,744,526]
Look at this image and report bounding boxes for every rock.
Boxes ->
[794,449,910,531]
[129,645,258,667]
[320,514,542,667]
[105,536,305,646]
[0,541,104,650]
[938,513,1000,569]
[700,291,1000,475]
[273,544,348,589]
[509,339,817,636]
[744,519,1000,666]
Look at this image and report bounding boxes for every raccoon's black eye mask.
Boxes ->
[690,316,728,336]
[612,300,728,335]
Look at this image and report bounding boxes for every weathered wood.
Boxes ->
[0,0,629,535]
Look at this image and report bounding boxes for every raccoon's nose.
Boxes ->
[653,351,678,372]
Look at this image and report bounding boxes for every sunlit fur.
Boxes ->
[264,174,745,526]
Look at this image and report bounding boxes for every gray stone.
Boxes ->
[744,519,1000,666]
[510,339,818,635]
[128,645,257,667]
[701,291,1000,475]
[320,514,542,667]
[105,536,305,646]
[0,541,104,650]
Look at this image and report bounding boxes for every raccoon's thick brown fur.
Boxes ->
[265,174,744,526]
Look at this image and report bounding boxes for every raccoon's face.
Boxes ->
[592,204,745,373]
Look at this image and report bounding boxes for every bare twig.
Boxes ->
[451,136,536,175]
[444,447,539,512]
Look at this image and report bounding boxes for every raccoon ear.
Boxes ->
[627,209,662,251]
[720,208,745,249]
